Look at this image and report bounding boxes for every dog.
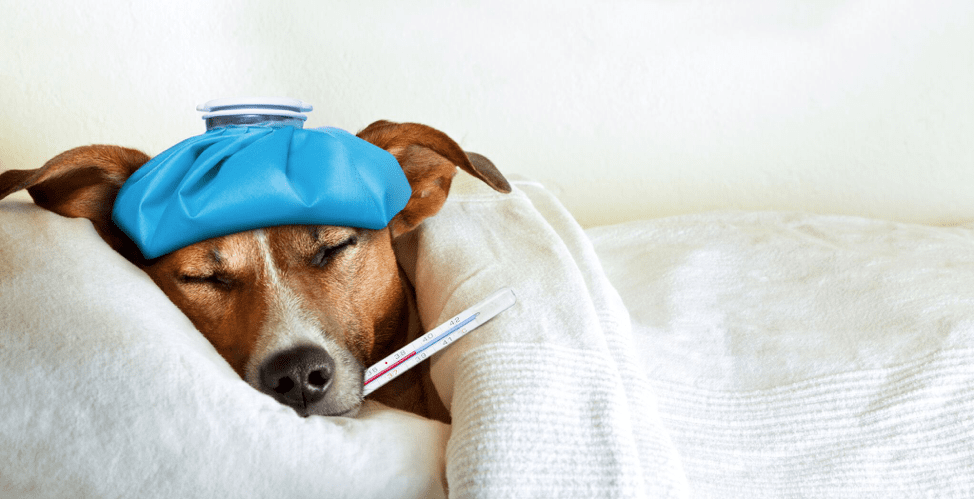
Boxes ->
[0,120,510,423]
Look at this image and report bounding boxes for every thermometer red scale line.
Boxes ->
[362,287,516,396]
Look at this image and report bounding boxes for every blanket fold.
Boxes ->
[400,175,689,498]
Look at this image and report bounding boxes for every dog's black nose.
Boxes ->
[259,345,335,412]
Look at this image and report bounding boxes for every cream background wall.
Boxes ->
[2,0,972,228]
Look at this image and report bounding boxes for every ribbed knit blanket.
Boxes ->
[400,175,688,498]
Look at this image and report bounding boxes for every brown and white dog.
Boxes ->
[0,120,510,423]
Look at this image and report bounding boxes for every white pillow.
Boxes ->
[0,200,449,499]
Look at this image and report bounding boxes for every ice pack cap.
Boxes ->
[197,97,313,130]
[112,98,412,259]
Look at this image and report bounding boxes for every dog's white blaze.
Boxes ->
[245,230,362,416]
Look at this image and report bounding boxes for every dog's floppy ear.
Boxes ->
[0,145,150,262]
[357,120,511,238]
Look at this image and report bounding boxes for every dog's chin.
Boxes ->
[302,401,362,418]
[248,380,364,418]
[269,394,363,418]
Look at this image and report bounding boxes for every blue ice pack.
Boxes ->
[112,98,411,259]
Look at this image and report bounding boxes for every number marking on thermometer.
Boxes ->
[363,287,516,396]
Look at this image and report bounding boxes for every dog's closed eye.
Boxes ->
[179,272,235,290]
[310,236,358,268]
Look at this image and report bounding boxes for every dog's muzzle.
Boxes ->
[258,345,336,416]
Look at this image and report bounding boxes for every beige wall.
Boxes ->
[2,0,972,227]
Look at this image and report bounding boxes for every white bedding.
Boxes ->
[401,176,687,497]
[589,212,974,497]
[0,201,450,499]
[3,176,974,497]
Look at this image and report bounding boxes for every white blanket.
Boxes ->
[401,176,688,498]
[589,212,974,497]
[4,176,974,497]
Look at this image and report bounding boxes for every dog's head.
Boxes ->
[0,121,510,417]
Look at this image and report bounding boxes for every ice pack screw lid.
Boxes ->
[197,97,314,130]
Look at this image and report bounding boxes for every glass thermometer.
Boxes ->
[363,287,516,396]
